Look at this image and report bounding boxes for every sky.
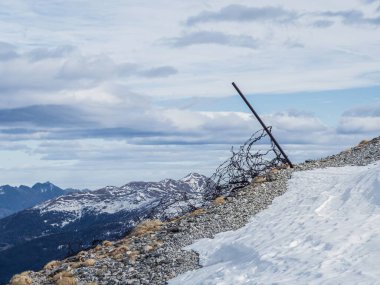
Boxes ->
[0,0,380,189]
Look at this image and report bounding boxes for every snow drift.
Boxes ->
[170,162,380,285]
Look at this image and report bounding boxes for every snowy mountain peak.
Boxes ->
[181,172,204,180]
[31,181,59,191]
[180,173,209,192]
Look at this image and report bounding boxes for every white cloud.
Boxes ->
[338,102,380,133]
[342,102,380,117]
[166,31,259,49]
[0,1,379,100]
[162,110,252,131]
[0,1,379,187]
[186,5,298,25]
[64,86,123,105]
[264,111,327,132]
[338,116,380,133]
[0,45,178,108]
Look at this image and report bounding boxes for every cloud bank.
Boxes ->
[186,5,298,25]
[167,31,259,49]
[0,1,379,188]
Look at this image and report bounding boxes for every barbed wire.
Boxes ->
[63,128,287,256]
[206,127,287,199]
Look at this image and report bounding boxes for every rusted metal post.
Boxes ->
[232,82,294,168]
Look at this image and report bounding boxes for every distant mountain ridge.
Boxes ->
[0,173,210,285]
[32,172,207,221]
[0,182,66,219]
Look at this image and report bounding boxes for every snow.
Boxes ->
[32,174,208,229]
[181,173,205,192]
[34,191,152,215]
[34,193,156,227]
[169,162,380,285]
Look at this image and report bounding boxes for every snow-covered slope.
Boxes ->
[170,162,380,285]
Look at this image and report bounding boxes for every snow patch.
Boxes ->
[170,162,380,285]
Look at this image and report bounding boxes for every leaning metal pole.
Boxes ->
[232,82,294,168]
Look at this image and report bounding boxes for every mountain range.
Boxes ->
[0,182,67,219]
[0,173,209,285]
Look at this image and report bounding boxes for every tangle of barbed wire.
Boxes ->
[206,127,288,199]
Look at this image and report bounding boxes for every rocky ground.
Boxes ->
[8,137,380,285]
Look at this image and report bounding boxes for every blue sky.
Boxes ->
[0,0,379,188]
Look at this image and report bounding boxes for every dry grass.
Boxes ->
[277,164,291,170]
[109,245,129,258]
[189,208,206,216]
[270,167,279,173]
[94,245,102,252]
[68,258,96,269]
[342,147,352,153]
[212,196,226,206]
[111,253,124,261]
[150,239,164,250]
[44,260,61,271]
[358,139,369,147]
[52,271,73,281]
[143,245,154,252]
[83,259,96,267]
[94,253,107,260]
[253,175,267,183]
[102,240,113,247]
[127,250,140,261]
[56,277,77,285]
[169,216,184,223]
[344,139,369,153]
[9,273,32,285]
[142,239,164,253]
[85,283,98,285]
[152,239,164,248]
[20,272,32,276]
[68,262,82,269]
[131,219,163,236]
[76,251,87,258]
[53,271,77,285]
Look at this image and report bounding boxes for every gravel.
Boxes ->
[9,137,380,285]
